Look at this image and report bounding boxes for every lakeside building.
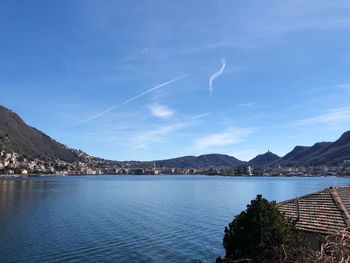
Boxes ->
[1,149,350,176]
[278,186,350,250]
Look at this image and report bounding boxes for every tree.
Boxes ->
[221,195,303,262]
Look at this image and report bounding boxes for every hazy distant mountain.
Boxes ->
[153,154,245,168]
[0,105,81,162]
[277,131,350,166]
[249,151,281,166]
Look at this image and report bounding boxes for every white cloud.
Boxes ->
[297,107,350,125]
[194,127,252,151]
[147,103,174,119]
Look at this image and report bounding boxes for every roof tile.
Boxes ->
[277,186,350,234]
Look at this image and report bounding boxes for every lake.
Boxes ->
[1,175,350,263]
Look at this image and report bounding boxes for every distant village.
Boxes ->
[1,149,350,177]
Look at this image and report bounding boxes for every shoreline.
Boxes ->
[1,174,349,179]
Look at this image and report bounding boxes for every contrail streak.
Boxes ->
[209,58,226,97]
[76,74,189,125]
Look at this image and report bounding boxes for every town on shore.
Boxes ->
[1,149,350,177]
[2,105,350,178]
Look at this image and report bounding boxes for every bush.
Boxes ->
[221,195,303,262]
[317,228,350,262]
[216,195,350,262]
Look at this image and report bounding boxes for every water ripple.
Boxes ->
[1,175,350,262]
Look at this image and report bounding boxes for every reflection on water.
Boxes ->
[1,175,350,263]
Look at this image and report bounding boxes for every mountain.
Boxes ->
[277,143,329,166]
[249,151,281,166]
[0,105,81,162]
[305,131,350,165]
[153,154,245,168]
[278,131,350,166]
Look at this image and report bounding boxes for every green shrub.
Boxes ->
[222,195,303,262]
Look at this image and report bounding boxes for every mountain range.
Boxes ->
[1,104,350,168]
[275,132,350,166]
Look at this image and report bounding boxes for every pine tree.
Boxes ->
[222,195,303,262]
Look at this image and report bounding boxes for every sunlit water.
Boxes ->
[1,175,350,263]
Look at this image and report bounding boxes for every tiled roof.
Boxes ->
[277,186,350,235]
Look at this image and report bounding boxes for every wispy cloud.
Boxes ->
[76,74,188,124]
[128,122,186,152]
[147,103,174,119]
[238,102,256,107]
[194,127,252,151]
[190,112,212,120]
[181,42,243,55]
[297,107,350,126]
[209,58,226,97]
[306,82,350,93]
[128,112,212,152]
[336,83,350,89]
[257,18,350,39]
[305,86,330,94]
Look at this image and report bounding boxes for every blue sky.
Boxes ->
[1,0,350,161]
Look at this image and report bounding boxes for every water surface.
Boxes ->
[1,175,350,263]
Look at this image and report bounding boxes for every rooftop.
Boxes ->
[278,186,350,235]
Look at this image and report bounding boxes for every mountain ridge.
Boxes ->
[152,154,245,168]
[0,105,81,162]
[277,134,350,166]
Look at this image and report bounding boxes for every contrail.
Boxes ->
[209,58,226,97]
[76,74,189,125]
